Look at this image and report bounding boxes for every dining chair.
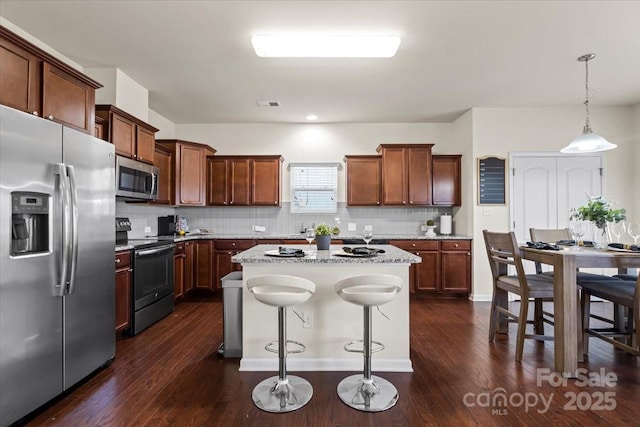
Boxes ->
[483,230,555,361]
[580,275,639,356]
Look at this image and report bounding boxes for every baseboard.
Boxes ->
[239,357,413,372]
[469,294,493,302]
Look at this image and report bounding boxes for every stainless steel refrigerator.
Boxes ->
[0,105,116,426]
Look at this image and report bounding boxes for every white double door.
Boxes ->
[511,154,603,243]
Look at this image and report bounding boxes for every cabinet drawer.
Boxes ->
[390,240,438,251]
[174,242,185,255]
[440,240,471,251]
[214,239,255,250]
[115,250,131,269]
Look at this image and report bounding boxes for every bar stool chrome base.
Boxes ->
[252,375,313,413]
[337,374,398,412]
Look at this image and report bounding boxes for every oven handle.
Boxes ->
[135,244,175,257]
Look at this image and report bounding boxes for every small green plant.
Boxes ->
[571,194,626,230]
[315,223,340,236]
[426,219,436,226]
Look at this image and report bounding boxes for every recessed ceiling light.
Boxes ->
[306,114,318,121]
[251,34,401,58]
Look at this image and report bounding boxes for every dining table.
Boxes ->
[518,245,640,377]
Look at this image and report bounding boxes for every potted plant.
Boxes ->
[424,219,437,237]
[314,223,340,250]
[571,194,626,248]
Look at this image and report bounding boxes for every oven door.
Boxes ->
[133,244,174,311]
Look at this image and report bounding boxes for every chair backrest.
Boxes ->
[529,228,571,274]
[482,230,528,293]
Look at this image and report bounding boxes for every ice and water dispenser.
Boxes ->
[11,191,49,255]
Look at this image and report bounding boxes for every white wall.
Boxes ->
[450,110,473,236]
[633,104,640,220]
[175,122,454,203]
[148,108,176,139]
[85,68,149,121]
[469,106,636,300]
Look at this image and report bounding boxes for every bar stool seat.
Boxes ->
[247,275,316,413]
[334,274,403,412]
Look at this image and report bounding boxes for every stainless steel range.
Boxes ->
[116,218,174,335]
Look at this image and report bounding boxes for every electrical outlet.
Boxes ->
[348,223,357,232]
[252,225,266,232]
[364,225,373,231]
[302,312,313,328]
[144,226,151,233]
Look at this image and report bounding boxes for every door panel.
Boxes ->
[556,156,602,228]
[62,126,115,389]
[0,106,63,426]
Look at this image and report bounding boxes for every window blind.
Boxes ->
[290,163,338,213]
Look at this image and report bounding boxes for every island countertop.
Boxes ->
[232,244,422,264]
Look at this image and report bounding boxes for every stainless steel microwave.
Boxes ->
[115,155,159,200]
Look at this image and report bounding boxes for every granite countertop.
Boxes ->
[231,244,422,264]
[116,233,472,252]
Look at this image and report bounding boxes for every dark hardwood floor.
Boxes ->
[19,294,639,426]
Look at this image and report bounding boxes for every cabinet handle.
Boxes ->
[128,269,133,272]
[410,201,413,204]
[412,243,416,247]
[223,202,227,205]
[454,244,459,248]
[32,111,39,116]
[376,202,380,205]
[274,201,277,205]
[230,201,233,205]
[47,115,54,120]
[467,253,471,256]
[232,243,236,246]
[403,201,406,204]
[116,259,121,263]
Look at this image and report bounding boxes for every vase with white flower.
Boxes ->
[570,194,626,248]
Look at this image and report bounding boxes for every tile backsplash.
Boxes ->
[117,201,453,238]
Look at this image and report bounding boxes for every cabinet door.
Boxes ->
[111,113,136,158]
[115,268,131,334]
[94,120,104,140]
[178,144,205,206]
[184,241,195,292]
[0,36,41,115]
[229,158,250,206]
[251,158,280,206]
[415,250,440,292]
[136,125,156,164]
[380,147,407,205]
[154,145,173,204]
[173,254,185,300]
[42,62,94,134]
[345,156,381,206]
[214,251,236,291]
[194,240,213,289]
[207,158,229,205]
[407,147,432,205]
[432,155,461,206]
[440,241,472,294]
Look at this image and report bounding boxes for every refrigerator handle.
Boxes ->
[55,163,71,296]
[66,165,79,295]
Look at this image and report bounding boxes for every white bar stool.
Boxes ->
[334,274,403,412]
[247,275,316,413]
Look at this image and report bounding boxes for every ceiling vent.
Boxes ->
[256,100,281,107]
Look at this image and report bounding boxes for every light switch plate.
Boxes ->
[483,207,493,216]
[144,226,151,233]
[364,225,373,231]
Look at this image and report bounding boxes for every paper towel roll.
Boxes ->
[440,214,452,235]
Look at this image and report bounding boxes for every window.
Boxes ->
[290,163,338,213]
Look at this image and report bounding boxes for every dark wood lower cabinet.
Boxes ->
[194,240,213,289]
[184,241,194,293]
[214,239,255,290]
[173,243,185,301]
[390,239,471,297]
[115,250,132,335]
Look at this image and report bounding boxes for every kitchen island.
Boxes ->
[232,244,421,372]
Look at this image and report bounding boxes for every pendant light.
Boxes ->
[561,53,617,153]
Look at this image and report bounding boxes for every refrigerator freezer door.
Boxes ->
[62,126,116,389]
[0,106,64,426]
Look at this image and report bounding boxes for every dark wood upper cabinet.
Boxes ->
[95,105,158,164]
[432,155,462,206]
[153,144,173,205]
[344,155,382,206]
[207,155,282,207]
[251,157,281,206]
[156,139,212,206]
[377,144,433,206]
[0,26,101,135]
[94,116,105,140]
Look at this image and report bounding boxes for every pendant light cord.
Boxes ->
[583,57,592,134]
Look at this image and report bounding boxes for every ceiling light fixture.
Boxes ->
[306,114,318,121]
[251,34,401,58]
[561,53,617,154]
